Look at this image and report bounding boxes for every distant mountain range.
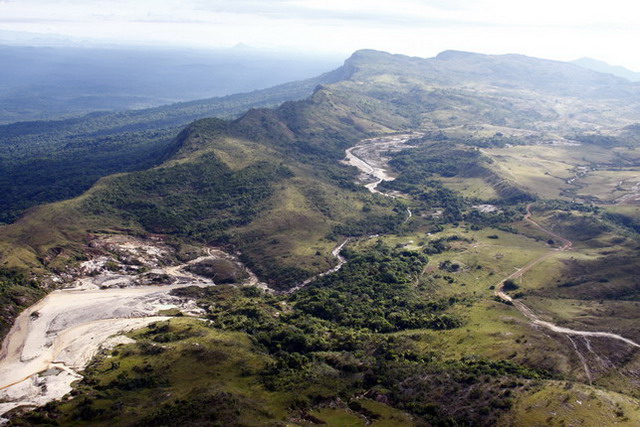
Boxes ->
[0,64,347,223]
[4,48,640,425]
[4,48,640,271]
[3,49,639,224]
[0,45,342,123]
[572,57,640,82]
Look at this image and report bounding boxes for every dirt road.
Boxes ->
[495,204,640,349]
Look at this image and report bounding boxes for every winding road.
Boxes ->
[3,133,636,419]
[346,135,640,376]
[495,204,640,349]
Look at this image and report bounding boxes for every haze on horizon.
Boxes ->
[1,0,639,71]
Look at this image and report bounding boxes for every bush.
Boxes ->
[502,280,519,292]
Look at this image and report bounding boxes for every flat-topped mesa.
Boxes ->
[342,48,637,99]
[435,50,480,61]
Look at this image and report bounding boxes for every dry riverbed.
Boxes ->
[343,132,421,194]
[0,234,264,420]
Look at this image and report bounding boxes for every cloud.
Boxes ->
[1,0,635,29]
[1,0,639,70]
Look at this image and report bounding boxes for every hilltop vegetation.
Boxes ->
[3,48,639,224]
[4,48,640,296]
[0,65,346,223]
[4,49,640,425]
[16,245,555,426]
[0,268,44,339]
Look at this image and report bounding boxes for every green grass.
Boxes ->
[602,204,640,217]
[347,225,581,376]
[362,399,417,426]
[483,146,576,200]
[307,408,366,426]
[575,170,640,203]
[0,121,401,290]
[437,176,500,200]
[403,300,575,376]
[308,402,417,427]
[31,318,294,426]
[502,381,640,426]
[481,143,640,204]
[7,49,640,425]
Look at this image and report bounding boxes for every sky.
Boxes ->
[1,0,639,70]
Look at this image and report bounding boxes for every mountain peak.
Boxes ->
[344,49,399,65]
[435,50,482,61]
[572,57,640,82]
[348,48,393,57]
[338,48,637,100]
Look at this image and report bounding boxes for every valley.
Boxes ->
[493,204,640,382]
[2,49,640,425]
[341,132,640,397]
[343,133,422,194]
[0,132,417,418]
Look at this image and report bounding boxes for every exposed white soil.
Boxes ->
[343,133,422,194]
[345,136,640,379]
[343,134,640,380]
[344,132,420,227]
[0,235,265,419]
[287,133,423,294]
[472,204,500,213]
[0,283,180,417]
[614,178,640,204]
[288,133,422,294]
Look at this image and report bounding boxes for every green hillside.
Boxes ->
[0,66,347,223]
[4,49,640,425]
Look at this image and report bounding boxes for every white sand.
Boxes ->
[0,252,217,418]
[0,231,266,418]
[0,282,194,416]
[343,133,421,194]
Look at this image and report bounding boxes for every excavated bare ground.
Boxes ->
[0,234,266,419]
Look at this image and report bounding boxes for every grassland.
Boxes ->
[7,134,640,425]
[5,49,640,425]
[333,216,640,422]
[0,116,401,291]
[18,318,286,425]
[437,176,500,200]
[575,170,640,203]
[501,381,640,426]
[482,144,640,204]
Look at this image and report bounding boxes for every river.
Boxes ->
[10,131,622,418]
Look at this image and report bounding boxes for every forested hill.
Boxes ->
[0,65,349,224]
[226,49,640,157]
[5,49,640,425]
[4,48,639,281]
[4,48,638,225]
